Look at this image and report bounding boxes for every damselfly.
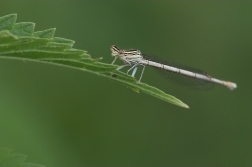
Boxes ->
[110,45,237,90]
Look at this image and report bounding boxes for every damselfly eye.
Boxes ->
[110,45,120,56]
[110,45,120,51]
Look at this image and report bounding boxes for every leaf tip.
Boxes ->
[182,103,190,108]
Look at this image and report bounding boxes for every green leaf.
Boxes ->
[100,71,189,108]
[0,13,189,108]
[1,153,27,167]
[0,30,18,44]
[0,14,17,31]
[0,148,13,164]
[11,22,35,36]
[52,37,75,46]
[0,148,45,167]
[33,28,55,38]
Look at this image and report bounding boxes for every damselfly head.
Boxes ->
[111,45,120,57]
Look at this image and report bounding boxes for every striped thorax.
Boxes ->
[110,45,143,65]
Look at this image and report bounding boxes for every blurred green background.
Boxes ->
[0,1,251,166]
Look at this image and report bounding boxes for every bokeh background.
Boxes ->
[0,1,251,166]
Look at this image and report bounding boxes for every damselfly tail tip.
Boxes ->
[225,81,237,90]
